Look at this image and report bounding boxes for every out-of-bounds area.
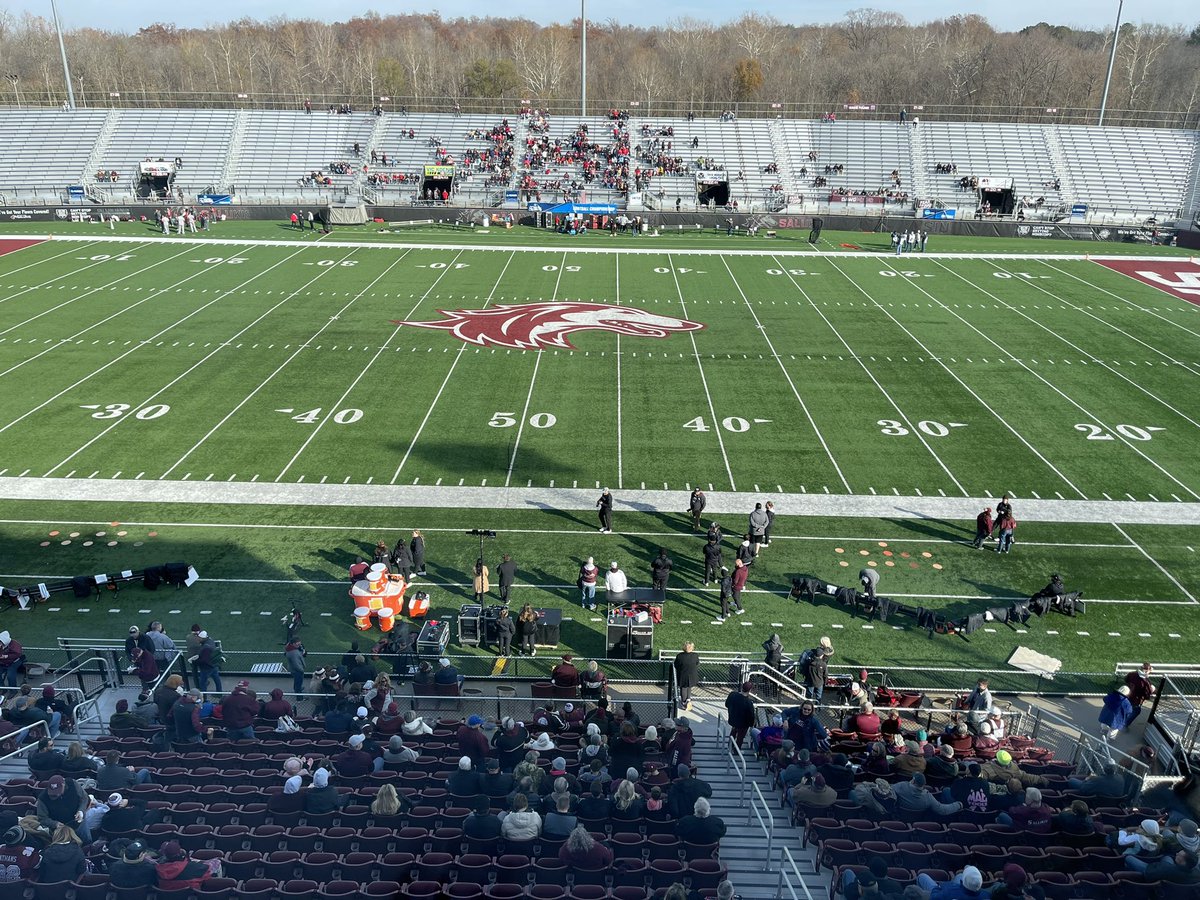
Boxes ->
[0,224,1198,672]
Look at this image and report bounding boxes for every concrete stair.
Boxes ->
[686,699,822,899]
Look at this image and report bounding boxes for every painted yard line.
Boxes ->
[1112,522,1198,604]
[504,251,565,488]
[0,242,141,311]
[391,251,515,483]
[1040,260,1200,339]
[43,248,357,476]
[3,477,1199,525]
[725,255,850,492]
[615,254,623,491]
[925,259,1200,500]
[3,570,1179,605]
[870,258,1092,499]
[667,253,735,490]
[776,259,968,496]
[0,240,109,296]
[3,233,1193,262]
[982,260,1200,424]
[0,245,311,439]
[0,517,1142,547]
[0,242,202,355]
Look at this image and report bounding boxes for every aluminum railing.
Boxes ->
[0,720,49,766]
[776,846,816,900]
[746,780,775,870]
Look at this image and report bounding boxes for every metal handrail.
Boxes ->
[146,650,184,696]
[720,717,748,809]
[776,845,816,900]
[746,780,775,869]
[43,654,114,693]
[0,720,48,766]
[72,697,102,734]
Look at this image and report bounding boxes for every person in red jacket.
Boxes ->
[154,841,221,890]
[0,631,25,687]
[1125,663,1156,723]
[731,558,751,610]
[220,681,260,740]
[972,507,993,548]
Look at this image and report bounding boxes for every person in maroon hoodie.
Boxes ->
[972,507,993,549]
[374,701,404,737]
[220,681,260,740]
[333,733,382,776]
[458,715,490,767]
[261,688,294,723]
[0,631,24,687]
[154,840,221,890]
[558,825,613,870]
[132,647,159,691]
[999,786,1055,832]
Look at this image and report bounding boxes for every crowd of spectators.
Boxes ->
[519,113,632,202]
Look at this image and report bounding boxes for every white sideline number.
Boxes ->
[289,408,363,425]
[82,403,170,420]
[489,412,557,429]
[1075,423,1163,441]
[683,417,757,433]
[878,419,966,437]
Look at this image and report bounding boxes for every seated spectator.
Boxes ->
[999,786,1055,832]
[751,714,785,755]
[534,702,566,733]
[458,714,489,766]
[27,737,65,775]
[221,681,259,740]
[374,702,404,737]
[370,783,409,819]
[155,839,221,890]
[36,775,88,833]
[611,778,645,821]
[171,689,205,743]
[818,754,856,793]
[846,702,881,736]
[916,864,986,899]
[972,721,1000,756]
[579,732,609,767]
[848,778,895,818]
[677,796,726,845]
[304,767,342,813]
[500,793,542,840]
[515,750,550,794]
[989,864,1035,900]
[789,773,837,809]
[464,797,503,839]
[1164,819,1200,855]
[894,773,962,817]
[1129,848,1200,884]
[842,855,906,900]
[945,722,974,753]
[382,735,418,769]
[580,661,606,700]
[543,794,577,837]
[584,699,615,734]
[577,779,612,819]
[109,840,156,888]
[781,748,816,789]
[1068,761,1128,798]
[610,721,645,773]
[448,756,481,795]
[980,749,1047,786]
[527,732,556,754]
[1053,799,1097,835]
[926,745,959,780]
[859,741,891,777]
[434,657,462,688]
[99,793,158,835]
[261,688,294,722]
[880,709,902,739]
[0,824,38,881]
[281,757,308,794]
[481,757,514,796]
[402,709,433,736]
[109,698,151,732]
[548,758,578,793]
[1114,818,1164,858]
[38,824,85,884]
[412,661,435,689]
[558,824,613,869]
[893,741,927,776]
[642,724,661,754]
[334,733,381,776]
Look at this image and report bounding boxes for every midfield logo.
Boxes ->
[395,301,705,350]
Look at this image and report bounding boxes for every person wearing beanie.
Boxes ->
[789,772,837,809]
[448,756,481,795]
[979,749,1048,787]
[154,839,221,891]
[304,768,341,814]
[893,741,927,776]
[1165,819,1200,855]
[916,864,986,898]
[1100,683,1135,739]
[0,824,39,880]
[843,854,905,900]
[109,698,151,732]
[107,840,156,888]
[926,744,959,780]
[458,714,490,767]
[382,735,419,769]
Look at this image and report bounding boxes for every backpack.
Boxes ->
[797,648,815,679]
[210,646,227,670]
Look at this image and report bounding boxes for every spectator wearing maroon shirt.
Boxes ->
[0,631,24,687]
[221,681,260,740]
[1125,662,1156,722]
[458,715,490,767]
[0,824,39,882]
[846,703,881,737]
[552,655,580,689]
[558,825,613,869]
[262,688,294,722]
[999,786,1055,832]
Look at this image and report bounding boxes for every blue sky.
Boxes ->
[15,0,1196,33]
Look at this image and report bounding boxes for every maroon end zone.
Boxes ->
[0,238,45,258]
[1092,257,1200,306]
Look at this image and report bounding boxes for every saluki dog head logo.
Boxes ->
[395,301,705,350]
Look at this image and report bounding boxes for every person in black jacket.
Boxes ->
[303,768,342,814]
[464,797,502,839]
[674,642,700,710]
[724,682,755,749]
[650,549,673,592]
[448,756,482,795]
[676,796,727,844]
[596,488,613,533]
[702,537,722,586]
[497,554,517,605]
[109,841,158,888]
[38,825,85,884]
[391,539,414,580]
[410,530,426,576]
[688,488,707,532]
[494,608,515,656]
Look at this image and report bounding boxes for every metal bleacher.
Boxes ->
[229,110,375,201]
[920,121,1062,210]
[1057,125,1196,219]
[0,107,107,203]
[96,108,236,200]
[784,118,914,209]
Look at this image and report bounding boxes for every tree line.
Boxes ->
[0,9,1197,127]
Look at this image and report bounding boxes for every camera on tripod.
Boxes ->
[466,529,497,538]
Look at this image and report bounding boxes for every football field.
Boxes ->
[0,231,1198,500]
[1,225,1199,672]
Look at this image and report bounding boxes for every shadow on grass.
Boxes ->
[889,512,969,543]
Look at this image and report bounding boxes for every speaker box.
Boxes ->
[143,566,162,590]
[72,575,93,599]
[629,623,654,659]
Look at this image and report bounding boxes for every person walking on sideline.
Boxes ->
[718,566,742,622]
[497,554,517,605]
[748,503,769,556]
[596,488,614,533]
[650,549,673,592]
[763,501,776,547]
[702,535,722,586]
[472,559,490,603]
[731,558,750,612]
[996,511,1017,553]
[972,507,993,549]
[993,495,1013,538]
[688,488,706,532]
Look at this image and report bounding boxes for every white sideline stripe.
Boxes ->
[780,257,967,495]
[392,250,515,483]
[0,245,308,439]
[0,517,1141,546]
[2,476,1199,525]
[929,258,1200,500]
[2,233,1194,261]
[723,255,850,492]
[1043,260,1200,341]
[45,247,355,477]
[969,260,1200,426]
[1113,523,1197,604]
[668,253,735,490]
[0,572,1182,606]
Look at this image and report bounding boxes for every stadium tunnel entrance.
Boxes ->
[978,176,1016,215]
[136,159,175,201]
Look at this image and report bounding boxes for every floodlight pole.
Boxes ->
[580,0,587,116]
[49,0,76,110]
[1097,0,1123,126]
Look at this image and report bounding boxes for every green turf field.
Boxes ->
[0,224,1197,675]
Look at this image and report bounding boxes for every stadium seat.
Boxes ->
[649,859,687,889]
[533,856,570,886]
[567,888,607,900]
[321,826,358,854]
[687,859,728,890]
[446,885,485,900]
[212,823,249,852]
[454,853,493,883]
[1110,872,1158,899]
[70,875,110,900]
[280,880,321,899]
[31,881,72,900]
[360,882,402,900]
[1029,871,1072,900]
[261,850,302,881]
[819,838,859,873]
[238,879,279,900]
[319,882,362,899]
[378,852,417,882]
[528,887,568,900]
[339,851,378,882]
[224,850,263,880]
[494,853,532,885]
[416,851,455,884]
[301,851,339,880]
[194,878,239,900]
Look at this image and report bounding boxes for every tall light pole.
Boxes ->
[50,0,76,109]
[580,0,587,116]
[1097,0,1123,126]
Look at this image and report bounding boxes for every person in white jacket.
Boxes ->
[604,561,628,609]
[499,793,542,840]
